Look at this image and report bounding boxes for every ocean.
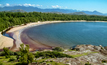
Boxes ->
[21,22,107,48]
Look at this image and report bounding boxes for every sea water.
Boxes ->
[22,22,107,48]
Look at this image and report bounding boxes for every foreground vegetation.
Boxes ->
[0,44,72,65]
[0,12,107,31]
[0,44,107,65]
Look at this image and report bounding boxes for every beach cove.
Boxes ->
[0,20,107,51]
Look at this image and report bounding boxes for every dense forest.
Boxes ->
[0,11,107,31]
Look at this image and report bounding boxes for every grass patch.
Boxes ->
[85,62,91,65]
[0,56,19,65]
[68,49,77,51]
[71,52,98,58]
[35,58,67,65]
[36,58,47,63]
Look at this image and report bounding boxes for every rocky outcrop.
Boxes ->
[78,53,107,65]
[44,53,107,65]
[34,45,107,65]
[74,45,106,51]
[74,45,95,51]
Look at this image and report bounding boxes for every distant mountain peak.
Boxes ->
[93,10,99,13]
[0,6,106,16]
[8,9,25,12]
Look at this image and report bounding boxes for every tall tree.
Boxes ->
[18,44,34,64]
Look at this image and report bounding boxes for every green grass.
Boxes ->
[71,52,98,58]
[0,51,98,65]
[0,56,19,65]
[68,49,77,51]
[35,58,67,65]
[35,58,47,63]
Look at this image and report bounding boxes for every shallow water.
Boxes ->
[21,22,107,48]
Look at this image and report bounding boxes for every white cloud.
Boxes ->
[6,3,10,6]
[18,4,22,6]
[65,7,68,8]
[52,5,61,8]
[23,3,35,7]
[36,4,42,7]
[22,3,42,7]
[0,3,43,7]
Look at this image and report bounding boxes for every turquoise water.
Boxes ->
[22,22,107,48]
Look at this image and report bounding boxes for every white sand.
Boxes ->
[0,35,13,49]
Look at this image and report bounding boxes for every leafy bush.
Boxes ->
[14,52,20,55]
[35,51,72,58]
[9,51,14,55]
[0,62,3,65]
[0,51,5,56]
[52,47,64,52]
[3,47,10,58]
[0,51,14,56]
[9,57,16,62]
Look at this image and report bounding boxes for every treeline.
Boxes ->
[0,11,107,31]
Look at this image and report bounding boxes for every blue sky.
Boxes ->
[0,0,107,13]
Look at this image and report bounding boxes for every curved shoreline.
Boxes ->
[0,20,107,51]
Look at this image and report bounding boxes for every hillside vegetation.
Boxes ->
[0,12,107,31]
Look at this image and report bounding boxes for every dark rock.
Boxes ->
[100,50,107,55]
[99,45,106,50]
[104,46,107,50]
[94,46,101,51]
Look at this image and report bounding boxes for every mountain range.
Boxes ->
[0,6,107,16]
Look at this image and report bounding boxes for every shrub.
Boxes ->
[52,47,63,52]
[35,51,72,58]
[102,60,107,63]
[0,51,5,56]
[9,57,16,62]
[9,51,14,55]
[0,62,3,65]
[14,52,20,55]
[0,50,14,56]
[3,47,10,58]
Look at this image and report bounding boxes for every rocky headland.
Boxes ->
[35,45,107,65]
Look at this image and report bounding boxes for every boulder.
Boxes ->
[104,46,107,50]
[94,46,101,51]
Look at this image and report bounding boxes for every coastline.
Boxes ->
[0,20,107,51]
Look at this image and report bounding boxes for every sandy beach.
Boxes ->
[0,20,107,51]
[0,33,13,49]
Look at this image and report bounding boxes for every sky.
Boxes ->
[0,0,107,13]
